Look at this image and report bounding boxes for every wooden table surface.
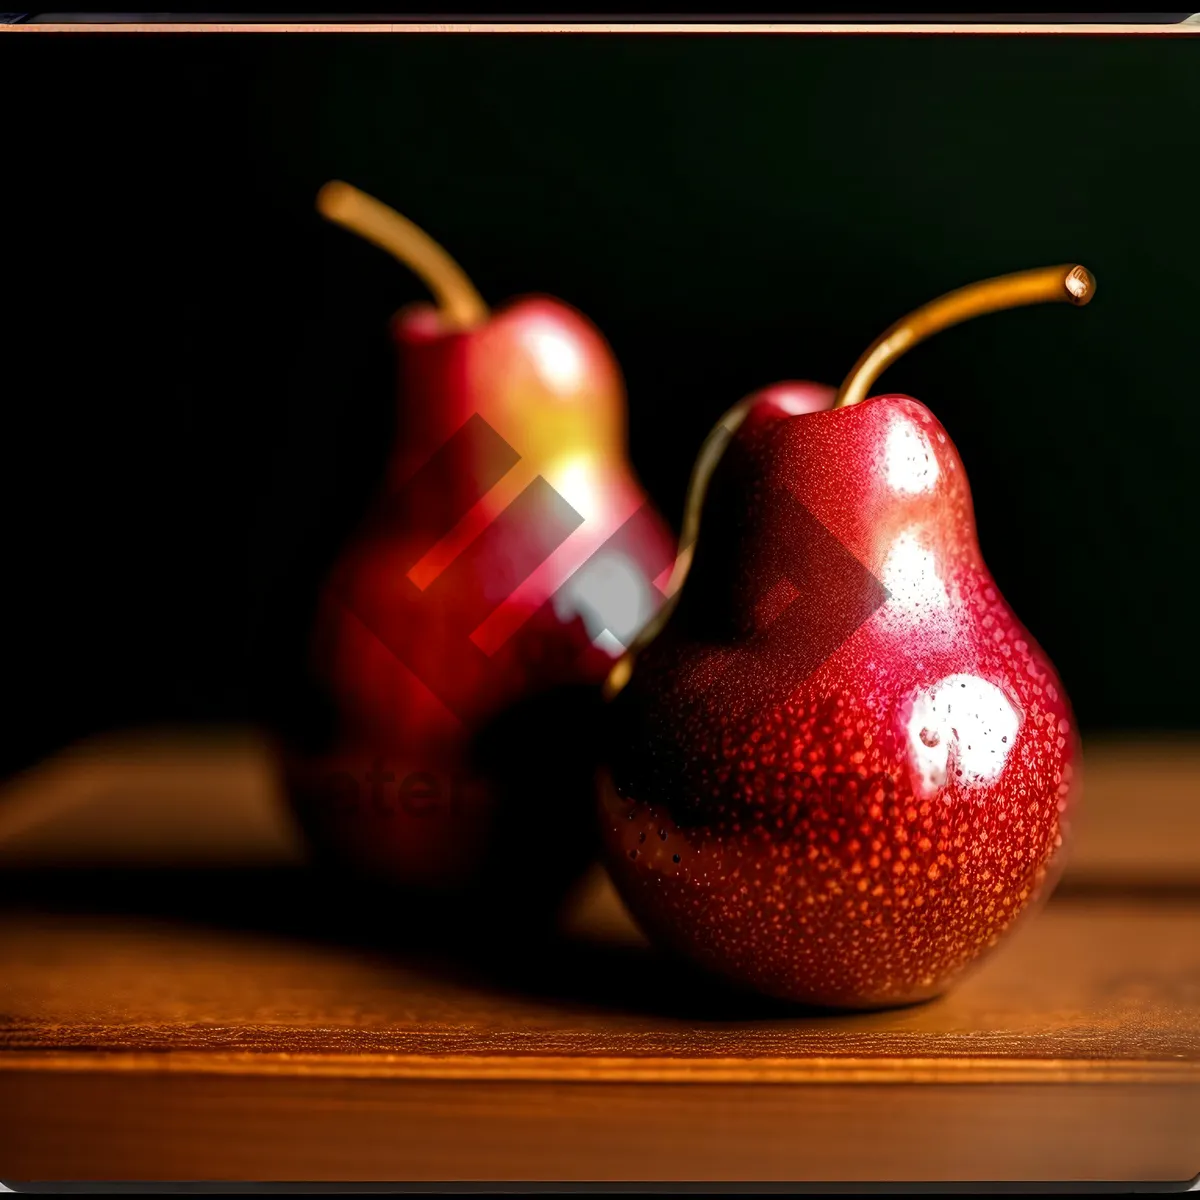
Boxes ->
[0,731,1198,1184]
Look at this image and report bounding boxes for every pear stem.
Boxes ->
[316,181,489,330]
[666,395,759,598]
[833,264,1095,410]
[601,394,757,703]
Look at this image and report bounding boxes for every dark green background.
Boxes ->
[3,33,1197,773]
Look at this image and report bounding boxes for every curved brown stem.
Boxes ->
[316,181,489,329]
[834,264,1095,410]
[602,395,757,702]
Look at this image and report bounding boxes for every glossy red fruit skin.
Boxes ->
[284,295,677,918]
[744,381,838,418]
[600,392,1080,1008]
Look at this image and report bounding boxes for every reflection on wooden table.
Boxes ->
[0,730,1197,1183]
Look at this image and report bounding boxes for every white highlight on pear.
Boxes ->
[907,674,1021,796]
[554,551,656,652]
[769,389,828,416]
[527,324,584,394]
[546,454,599,522]
[881,528,950,616]
[884,417,940,495]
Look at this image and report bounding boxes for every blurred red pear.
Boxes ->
[282,183,677,922]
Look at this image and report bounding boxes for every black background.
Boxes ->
[3,32,1198,778]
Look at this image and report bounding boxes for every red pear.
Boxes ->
[282,183,677,920]
[600,266,1093,1008]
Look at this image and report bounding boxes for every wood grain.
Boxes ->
[4,1073,1198,1184]
[1,892,1199,1075]
[1,729,1198,882]
[0,734,1198,1182]
[1064,735,1200,886]
[1,888,1199,1181]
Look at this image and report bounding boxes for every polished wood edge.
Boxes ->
[3,1050,1198,1085]
[4,23,1200,36]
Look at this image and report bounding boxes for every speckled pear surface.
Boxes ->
[600,390,1079,1008]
